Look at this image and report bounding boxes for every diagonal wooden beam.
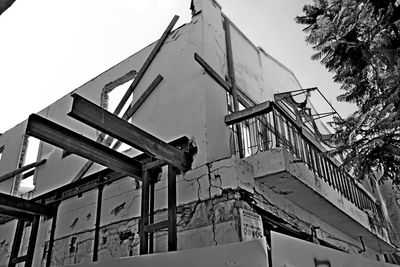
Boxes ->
[0,192,54,218]
[69,94,191,171]
[194,53,231,92]
[0,0,16,16]
[26,114,142,180]
[113,15,179,116]
[0,159,46,183]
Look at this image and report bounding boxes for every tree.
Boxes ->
[296,0,400,184]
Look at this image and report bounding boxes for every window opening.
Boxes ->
[16,136,40,195]
[103,80,133,117]
[0,146,4,162]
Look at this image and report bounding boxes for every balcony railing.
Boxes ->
[225,101,384,222]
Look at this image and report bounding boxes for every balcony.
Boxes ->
[224,101,393,251]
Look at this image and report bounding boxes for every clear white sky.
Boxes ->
[0,0,356,134]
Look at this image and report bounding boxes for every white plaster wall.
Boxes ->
[0,121,27,194]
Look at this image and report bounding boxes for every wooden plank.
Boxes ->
[69,94,191,171]
[194,53,230,91]
[10,255,27,264]
[0,159,46,183]
[168,165,177,251]
[0,192,54,218]
[224,101,272,125]
[144,220,168,233]
[114,15,179,116]
[72,75,163,182]
[26,114,142,181]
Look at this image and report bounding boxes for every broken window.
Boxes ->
[16,136,41,195]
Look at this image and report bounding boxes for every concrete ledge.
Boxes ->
[244,147,393,251]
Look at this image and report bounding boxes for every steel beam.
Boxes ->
[0,192,53,218]
[26,114,142,180]
[69,94,191,171]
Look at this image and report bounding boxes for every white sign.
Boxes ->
[271,231,397,267]
[239,208,264,241]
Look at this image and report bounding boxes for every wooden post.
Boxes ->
[93,183,103,262]
[140,170,150,255]
[167,165,177,251]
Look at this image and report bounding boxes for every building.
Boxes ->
[0,0,399,266]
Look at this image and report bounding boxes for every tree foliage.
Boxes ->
[296,0,400,184]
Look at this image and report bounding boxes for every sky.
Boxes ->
[0,0,356,134]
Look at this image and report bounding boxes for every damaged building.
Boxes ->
[0,0,400,266]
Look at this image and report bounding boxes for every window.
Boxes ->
[0,146,3,162]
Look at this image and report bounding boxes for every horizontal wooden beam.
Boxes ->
[0,192,54,218]
[0,159,46,183]
[26,114,142,180]
[224,101,272,125]
[69,94,191,171]
[144,220,168,233]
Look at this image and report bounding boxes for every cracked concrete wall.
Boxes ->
[36,188,243,266]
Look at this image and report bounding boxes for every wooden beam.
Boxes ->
[224,101,272,125]
[69,94,191,171]
[0,0,16,16]
[0,159,46,183]
[144,220,168,233]
[113,15,179,116]
[0,192,54,218]
[194,53,231,91]
[167,165,177,251]
[26,114,142,180]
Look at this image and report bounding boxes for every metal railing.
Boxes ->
[225,101,384,222]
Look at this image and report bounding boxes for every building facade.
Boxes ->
[0,0,399,266]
